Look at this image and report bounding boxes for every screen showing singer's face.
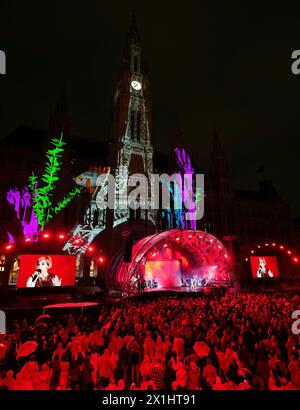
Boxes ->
[17,254,76,288]
[250,256,280,278]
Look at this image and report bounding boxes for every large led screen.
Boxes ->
[250,256,279,278]
[144,260,182,288]
[17,255,76,288]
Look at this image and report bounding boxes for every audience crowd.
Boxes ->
[0,291,300,390]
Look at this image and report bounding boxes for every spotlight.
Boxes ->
[265,243,269,246]
[87,246,95,253]
[72,237,83,246]
[287,250,292,255]
[24,238,31,243]
[257,245,261,248]
[224,254,228,259]
[163,243,168,248]
[98,256,105,264]
[280,245,284,250]
[251,250,254,254]
[42,232,51,240]
[245,258,249,262]
[272,243,276,247]
[58,233,66,240]
[293,257,299,263]
[188,235,192,238]
[4,243,14,252]
[175,237,180,241]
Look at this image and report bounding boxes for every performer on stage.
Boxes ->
[26,256,62,287]
[257,257,273,278]
[191,275,197,291]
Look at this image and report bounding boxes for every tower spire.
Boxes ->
[128,12,140,46]
[109,14,155,227]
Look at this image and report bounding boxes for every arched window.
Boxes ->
[136,112,141,141]
[76,255,82,278]
[89,259,97,278]
[0,255,5,272]
[129,208,135,220]
[130,111,135,139]
[93,210,99,226]
[134,56,138,72]
[9,256,20,285]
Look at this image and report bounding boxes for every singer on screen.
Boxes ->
[26,256,62,287]
[257,257,273,278]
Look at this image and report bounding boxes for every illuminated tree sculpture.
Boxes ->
[174,147,197,230]
[28,133,82,231]
[6,187,39,241]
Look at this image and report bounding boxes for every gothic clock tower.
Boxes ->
[109,15,155,227]
[63,16,156,258]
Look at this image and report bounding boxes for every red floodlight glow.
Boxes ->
[58,233,66,240]
[265,243,269,246]
[272,243,276,247]
[251,250,254,254]
[72,237,83,246]
[257,245,261,248]
[87,246,95,253]
[98,256,105,264]
[293,257,299,263]
[287,250,292,255]
[42,232,50,239]
[280,245,284,250]
[4,243,14,252]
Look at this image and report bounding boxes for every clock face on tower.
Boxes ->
[131,80,142,91]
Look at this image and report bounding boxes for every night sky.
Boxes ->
[1,1,300,215]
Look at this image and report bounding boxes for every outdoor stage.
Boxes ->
[123,286,228,301]
[115,229,233,290]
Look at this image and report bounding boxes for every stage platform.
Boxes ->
[43,301,100,314]
[144,286,225,293]
[122,286,228,300]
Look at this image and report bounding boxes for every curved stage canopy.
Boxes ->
[117,229,233,289]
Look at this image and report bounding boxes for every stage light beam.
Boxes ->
[4,243,14,252]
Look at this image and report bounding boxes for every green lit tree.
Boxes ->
[28,133,82,231]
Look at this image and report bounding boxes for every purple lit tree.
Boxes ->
[6,133,81,240]
[174,147,197,230]
[6,187,39,241]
